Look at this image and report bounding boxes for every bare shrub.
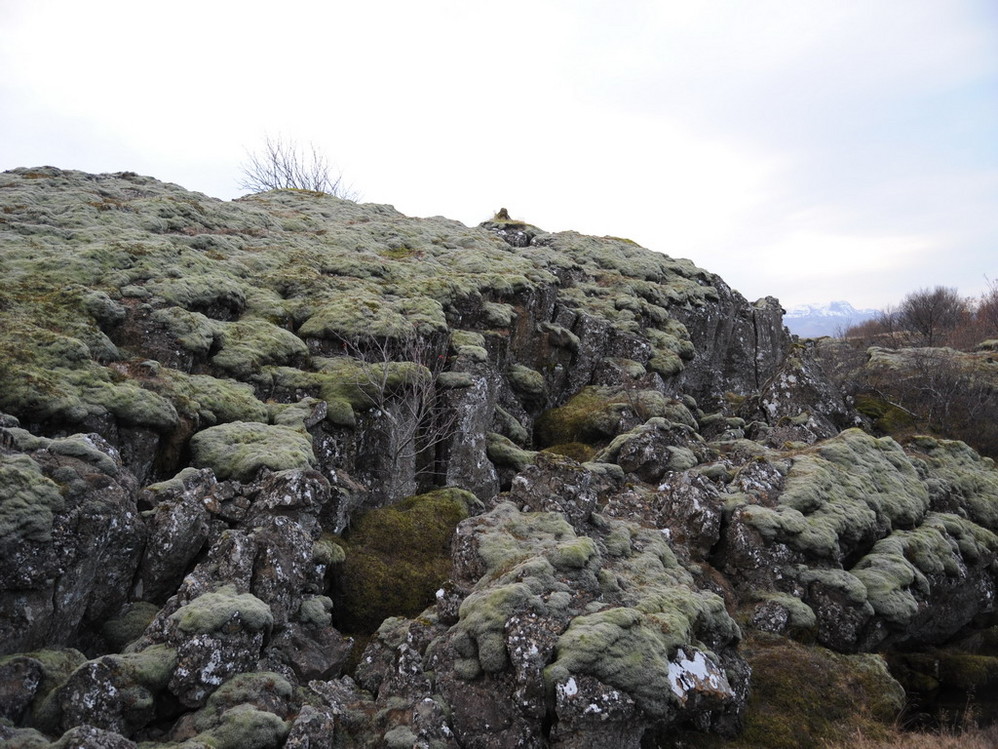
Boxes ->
[855,348,998,458]
[976,277,998,339]
[897,286,968,347]
[842,305,907,349]
[240,135,359,199]
[338,332,459,502]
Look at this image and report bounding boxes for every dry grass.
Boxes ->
[823,723,998,748]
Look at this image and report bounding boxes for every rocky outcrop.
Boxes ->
[1,168,997,747]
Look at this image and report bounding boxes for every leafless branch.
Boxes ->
[239,134,359,200]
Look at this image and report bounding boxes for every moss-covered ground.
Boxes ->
[0,167,722,483]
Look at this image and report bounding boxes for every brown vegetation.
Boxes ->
[823,722,998,749]
[843,282,998,351]
[828,282,998,458]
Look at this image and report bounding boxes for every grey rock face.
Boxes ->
[0,430,143,655]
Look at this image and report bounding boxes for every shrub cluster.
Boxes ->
[844,283,998,351]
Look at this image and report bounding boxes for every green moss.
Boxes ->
[735,634,903,748]
[150,306,220,358]
[455,582,537,674]
[147,274,247,317]
[506,364,546,398]
[535,387,615,447]
[336,488,472,633]
[268,397,324,429]
[161,370,269,426]
[481,301,516,328]
[547,536,598,570]
[102,601,161,652]
[298,293,447,341]
[0,454,65,547]
[0,727,49,748]
[194,703,289,749]
[203,671,293,713]
[896,649,998,693]
[85,377,180,430]
[189,421,315,481]
[486,433,537,471]
[536,386,693,449]
[436,371,475,389]
[909,436,998,532]
[798,568,871,607]
[541,442,597,462]
[493,406,530,445]
[298,596,334,626]
[648,352,683,377]
[0,647,86,729]
[738,430,932,562]
[546,605,704,718]
[114,644,178,690]
[312,534,346,566]
[169,586,274,635]
[211,319,308,378]
[754,593,818,639]
[854,393,917,435]
[851,512,998,627]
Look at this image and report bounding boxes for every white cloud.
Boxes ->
[1,0,995,310]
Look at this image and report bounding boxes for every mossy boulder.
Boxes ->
[189,421,315,481]
[732,633,904,749]
[169,587,274,636]
[734,429,930,564]
[210,318,309,379]
[0,454,65,586]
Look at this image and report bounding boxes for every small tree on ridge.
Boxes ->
[240,135,358,199]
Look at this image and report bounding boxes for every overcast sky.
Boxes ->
[2,1,996,310]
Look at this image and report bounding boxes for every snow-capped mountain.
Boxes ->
[784,300,880,338]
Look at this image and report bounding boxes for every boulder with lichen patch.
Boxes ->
[0,431,143,655]
[164,586,275,707]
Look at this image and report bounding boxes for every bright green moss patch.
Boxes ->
[189,421,315,481]
[336,488,473,633]
[546,606,690,718]
[908,436,998,532]
[851,512,998,627]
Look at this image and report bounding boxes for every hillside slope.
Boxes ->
[2,167,997,748]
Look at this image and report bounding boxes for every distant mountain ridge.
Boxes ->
[784,300,879,338]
